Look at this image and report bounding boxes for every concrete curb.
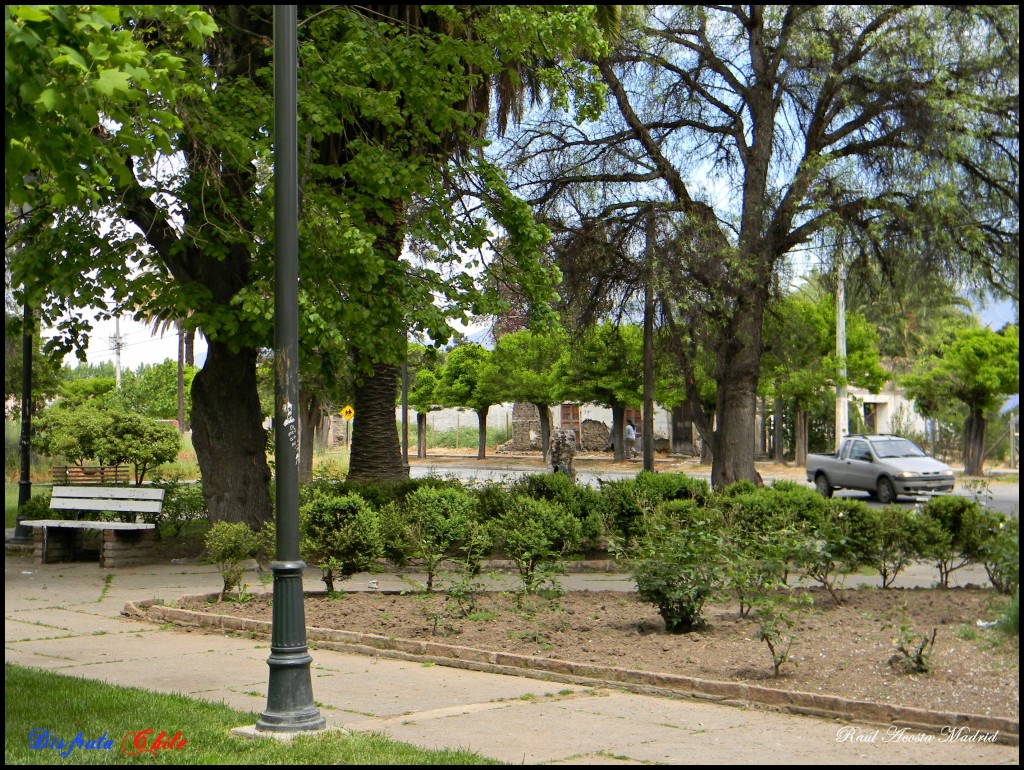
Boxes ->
[125,594,1018,746]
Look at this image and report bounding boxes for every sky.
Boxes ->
[57,316,208,373]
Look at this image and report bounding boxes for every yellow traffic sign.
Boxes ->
[341,405,355,421]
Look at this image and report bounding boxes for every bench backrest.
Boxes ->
[50,485,166,515]
[52,465,131,484]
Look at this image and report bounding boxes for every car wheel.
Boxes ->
[876,477,897,505]
[814,474,833,498]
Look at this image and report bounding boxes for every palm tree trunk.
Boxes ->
[347,362,407,482]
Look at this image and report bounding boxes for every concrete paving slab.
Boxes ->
[307,655,581,718]
[6,608,156,636]
[4,618,80,643]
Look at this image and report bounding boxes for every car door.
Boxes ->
[842,439,876,490]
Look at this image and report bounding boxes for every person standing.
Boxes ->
[624,420,637,459]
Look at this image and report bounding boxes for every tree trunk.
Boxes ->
[710,307,764,489]
[671,404,696,455]
[347,362,407,483]
[773,396,785,463]
[759,395,768,455]
[795,406,809,467]
[476,406,489,459]
[642,262,655,472]
[532,402,552,459]
[184,328,195,368]
[610,402,625,461]
[190,340,272,527]
[176,327,185,434]
[417,412,427,458]
[963,408,987,476]
[298,388,321,484]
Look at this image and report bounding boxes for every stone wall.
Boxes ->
[511,402,542,451]
[580,419,610,451]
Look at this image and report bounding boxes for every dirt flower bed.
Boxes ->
[179,585,1018,720]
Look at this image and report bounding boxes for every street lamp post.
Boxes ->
[12,301,35,544]
[255,5,325,734]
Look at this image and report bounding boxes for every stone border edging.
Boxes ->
[124,594,1018,746]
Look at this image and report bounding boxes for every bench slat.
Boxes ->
[50,499,165,514]
[21,520,155,531]
[52,486,165,501]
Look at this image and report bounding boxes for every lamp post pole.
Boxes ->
[12,301,35,543]
[256,5,325,734]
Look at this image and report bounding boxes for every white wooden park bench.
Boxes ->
[21,486,166,568]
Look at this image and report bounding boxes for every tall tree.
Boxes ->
[506,5,1018,488]
[407,344,444,459]
[903,324,1019,475]
[300,6,612,483]
[557,322,643,460]
[434,343,500,460]
[484,327,568,457]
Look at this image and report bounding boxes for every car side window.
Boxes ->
[851,440,871,462]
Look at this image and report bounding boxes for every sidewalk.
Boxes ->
[4,551,1018,765]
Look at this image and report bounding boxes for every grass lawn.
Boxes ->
[5,664,501,765]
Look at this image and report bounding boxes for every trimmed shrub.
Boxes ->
[626,506,724,633]
[204,522,261,598]
[17,491,52,521]
[510,472,607,548]
[977,512,1018,595]
[152,478,207,536]
[376,500,414,567]
[720,479,758,497]
[790,498,878,605]
[920,496,988,587]
[853,505,946,588]
[599,472,709,545]
[405,485,486,592]
[472,482,514,524]
[494,495,582,594]
[635,471,711,506]
[300,490,382,592]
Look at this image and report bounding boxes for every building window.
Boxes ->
[560,403,581,434]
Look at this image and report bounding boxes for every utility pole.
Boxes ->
[834,235,848,450]
[642,209,656,471]
[177,325,186,434]
[111,316,123,388]
[401,354,410,474]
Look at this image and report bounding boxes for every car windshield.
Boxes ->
[872,438,927,458]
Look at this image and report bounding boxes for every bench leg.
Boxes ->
[34,527,78,564]
[100,529,156,568]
